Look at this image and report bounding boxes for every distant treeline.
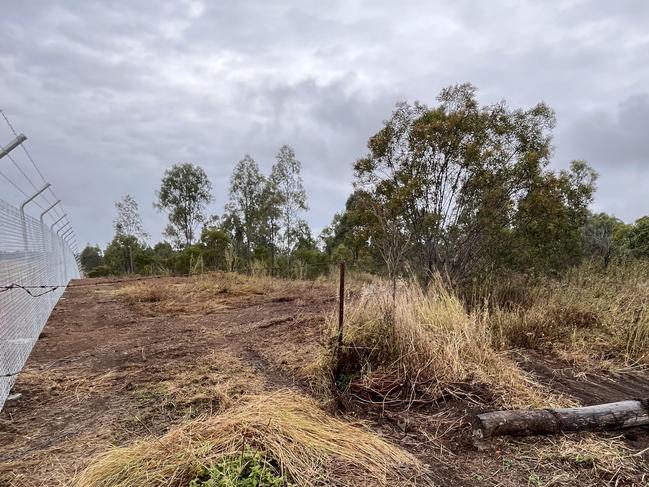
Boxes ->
[80,84,649,284]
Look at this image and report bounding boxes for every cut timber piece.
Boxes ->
[474,399,649,439]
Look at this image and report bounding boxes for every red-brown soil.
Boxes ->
[1,276,648,486]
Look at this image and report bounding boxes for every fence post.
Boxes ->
[334,261,346,384]
[338,261,345,350]
[39,200,61,250]
[20,183,51,250]
[0,133,27,160]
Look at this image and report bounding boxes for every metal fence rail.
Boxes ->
[0,199,79,409]
[0,109,80,411]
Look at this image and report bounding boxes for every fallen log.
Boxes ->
[474,399,649,439]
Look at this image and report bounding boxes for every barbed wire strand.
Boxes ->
[0,260,352,296]
[0,169,47,212]
[0,169,30,198]
[0,109,65,220]
[5,152,42,192]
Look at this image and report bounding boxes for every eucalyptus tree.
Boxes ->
[225,154,266,266]
[113,194,148,273]
[628,216,649,259]
[259,177,283,270]
[353,83,595,283]
[270,145,308,264]
[155,163,212,247]
[114,194,148,241]
[79,245,104,273]
[511,160,597,275]
[582,212,626,268]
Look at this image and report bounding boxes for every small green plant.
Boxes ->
[335,371,357,392]
[573,452,594,468]
[189,446,290,487]
[135,383,170,405]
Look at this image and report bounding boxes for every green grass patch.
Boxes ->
[189,447,291,486]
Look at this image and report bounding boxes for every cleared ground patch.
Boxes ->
[1,274,648,486]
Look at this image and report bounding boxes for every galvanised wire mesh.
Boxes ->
[0,197,79,410]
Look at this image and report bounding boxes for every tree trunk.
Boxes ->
[603,248,611,269]
[128,245,134,274]
[287,225,292,275]
[474,399,649,439]
[271,224,275,277]
[246,235,251,275]
[423,252,434,289]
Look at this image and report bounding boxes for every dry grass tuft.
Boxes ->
[114,272,334,315]
[490,261,649,367]
[320,279,566,409]
[520,434,647,486]
[73,390,428,486]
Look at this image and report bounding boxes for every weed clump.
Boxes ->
[189,447,289,486]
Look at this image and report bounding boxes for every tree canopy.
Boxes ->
[84,83,649,285]
[224,154,266,266]
[155,163,213,247]
[271,145,308,259]
[113,194,148,273]
[345,84,597,283]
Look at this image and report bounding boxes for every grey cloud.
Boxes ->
[560,95,649,167]
[1,0,648,247]
[555,94,649,223]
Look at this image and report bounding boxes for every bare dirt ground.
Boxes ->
[1,276,648,486]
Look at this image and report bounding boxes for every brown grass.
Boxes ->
[490,261,649,367]
[125,350,268,431]
[113,272,335,315]
[73,390,429,486]
[511,434,647,486]
[319,279,568,409]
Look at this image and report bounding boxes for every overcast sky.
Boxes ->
[1,0,648,248]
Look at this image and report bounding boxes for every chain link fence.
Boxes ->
[0,198,79,410]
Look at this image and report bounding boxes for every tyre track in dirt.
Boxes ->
[515,351,649,405]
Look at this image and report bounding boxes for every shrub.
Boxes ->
[86,265,114,277]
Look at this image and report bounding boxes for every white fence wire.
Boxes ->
[0,198,79,410]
